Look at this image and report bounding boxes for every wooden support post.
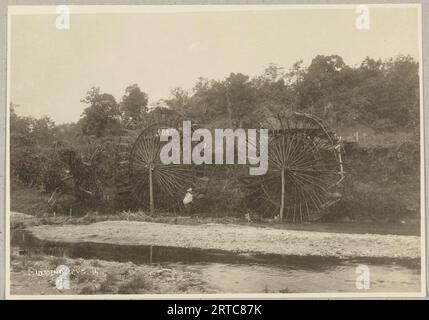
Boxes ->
[279,167,285,222]
[149,166,154,215]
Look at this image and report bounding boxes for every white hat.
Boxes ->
[187,188,192,192]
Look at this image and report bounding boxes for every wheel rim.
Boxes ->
[129,122,199,212]
[242,113,344,222]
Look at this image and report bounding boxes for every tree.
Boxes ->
[31,116,57,145]
[354,55,419,130]
[376,55,419,129]
[252,64,295,119]
[79,87,122,137]
[224,73,257,127]
[167,87,190,116]
[10,103,33,147]
[9,104,64,189]
[120,84,149,126]
[297,55,348,113]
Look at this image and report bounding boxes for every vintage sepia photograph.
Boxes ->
[6,4,425,298]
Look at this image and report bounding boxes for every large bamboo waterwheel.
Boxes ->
[242,112,345,222]
[129,122,202,214]
[115,108,186,210]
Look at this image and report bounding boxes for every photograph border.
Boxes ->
[1,1,428,300]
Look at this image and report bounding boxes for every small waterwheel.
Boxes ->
[241,112,345,222]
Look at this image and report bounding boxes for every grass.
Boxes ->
[117,274,153,294]
[49,256,67,268]
[11,253,206,295]
[356,131,415,148]
[90,260,102,268]
[99,274,118,293]
[12,205,419,236]
[10,180,51,216]
[79,285,97,294]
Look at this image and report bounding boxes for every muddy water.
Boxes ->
[172,262,420,293]
[11,230,421,293]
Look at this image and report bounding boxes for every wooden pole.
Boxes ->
[149,166,154,215]
[279,167,285,222]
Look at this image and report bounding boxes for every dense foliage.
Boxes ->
[10,54,420,221]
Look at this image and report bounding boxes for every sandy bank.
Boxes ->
[28,221,421,259]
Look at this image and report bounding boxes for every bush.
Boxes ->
[193,166,247,216]
[39,149,67,193]
[10,178,52,216]
[117,274,152,294]
[327,139,420,222]
[12,148,43,186]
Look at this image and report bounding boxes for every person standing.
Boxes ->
[183,188,193,216]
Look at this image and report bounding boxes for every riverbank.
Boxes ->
[27,220,421,260]
[10,212,422,295]
[10,253,421,295]
[10,253,209,295]
[11,210,421,236]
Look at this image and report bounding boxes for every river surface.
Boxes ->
[11,229,421,294]
[170,262,420,293]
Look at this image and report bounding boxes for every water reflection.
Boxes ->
[11,229,421,293]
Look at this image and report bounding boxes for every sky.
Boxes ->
[9,5,420,124]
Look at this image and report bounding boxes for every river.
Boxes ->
[10,229,421,294]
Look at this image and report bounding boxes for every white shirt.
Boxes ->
[183,192,193,205]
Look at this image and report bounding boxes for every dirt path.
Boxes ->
[28,221,421,259]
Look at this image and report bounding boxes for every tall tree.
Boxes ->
[120,84,149,126]
[224,73,257,127]
[79,87,122,137]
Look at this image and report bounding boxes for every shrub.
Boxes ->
[193,166,247,216]
[327,139,420,222]
[117,274,152,294]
